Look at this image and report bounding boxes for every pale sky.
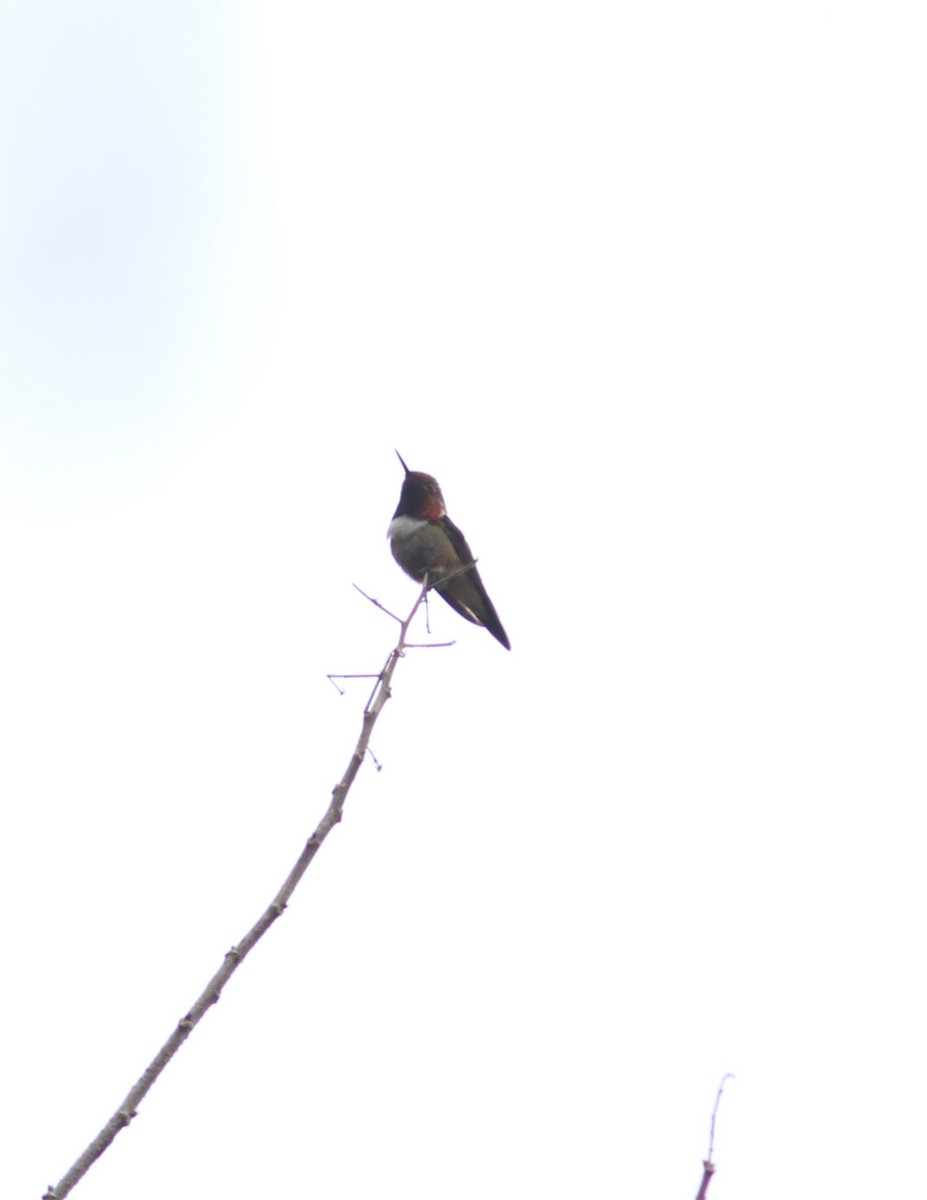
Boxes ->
[2,3,925,1198]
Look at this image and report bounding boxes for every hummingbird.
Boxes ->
[388,452,510,649]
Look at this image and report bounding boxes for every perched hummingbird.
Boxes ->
[388,452,510,650]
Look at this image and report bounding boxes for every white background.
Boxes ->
[2,3,925,1197]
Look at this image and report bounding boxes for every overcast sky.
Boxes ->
[2,3,925,1198]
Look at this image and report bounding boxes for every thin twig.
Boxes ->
[327,672,382,696]
[693,1073,735,1200]
[43,584,431,1200]
[707,1072,734,1163]
[351,583,403,622]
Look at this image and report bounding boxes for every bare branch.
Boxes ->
[43,584,431,1199]
[693,1074,735,1200]
[351,582,404,622]
[707,1072,735,1163]
[327,672,382,696]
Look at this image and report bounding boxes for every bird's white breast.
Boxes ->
[387,515,427,540]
